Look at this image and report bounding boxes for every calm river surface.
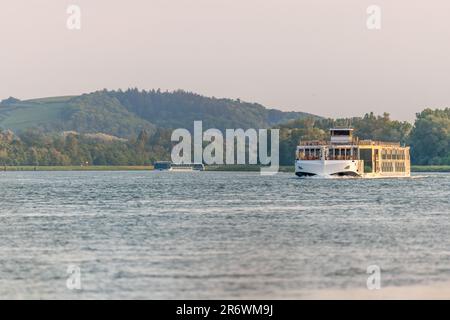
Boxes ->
[0,171,449,299]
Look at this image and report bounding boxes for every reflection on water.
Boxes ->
[0,171,449,299]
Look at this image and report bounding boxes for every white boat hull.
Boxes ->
[295,160,362,177]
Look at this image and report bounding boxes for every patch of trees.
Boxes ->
[0,97,20,105]
[62,92,156,137]
[0,128,172,166]
[408,108,450,165]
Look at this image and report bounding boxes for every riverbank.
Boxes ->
[206,165,450,173]
[1,165,449,172]
[0,165,153,171]
[303,281,450,300]
[411,165,450,172]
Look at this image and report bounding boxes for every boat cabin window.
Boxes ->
[331,130,352,136]
[327,148,356,160]
[345,149,351,158]
[387,150,392,160]
[300,148,321,160]
[393,149,400,160]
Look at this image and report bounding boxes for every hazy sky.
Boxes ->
[1,0,450,121]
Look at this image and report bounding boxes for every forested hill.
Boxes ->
[109,89,319,130]
[0,89,318,136]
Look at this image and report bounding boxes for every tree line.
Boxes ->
[0,109,449,166]
[0,129,172,166]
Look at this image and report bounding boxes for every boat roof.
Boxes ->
[297,140,404,147]
[330,128,354,131]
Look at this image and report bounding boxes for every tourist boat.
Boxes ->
[154,161,205,172]
[295,128,410,178]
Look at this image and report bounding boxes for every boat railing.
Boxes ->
[297,155,322,160]
[326,155,358,161]
[299,140,330,146]
[299,139,402,147]
[297,155,359,161]
[358,140,401,147]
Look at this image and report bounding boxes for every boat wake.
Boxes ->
[409,175,429,179]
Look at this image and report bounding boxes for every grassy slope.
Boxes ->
[0,95,156,137]
[0,100,67,131]
[26,96,75,103]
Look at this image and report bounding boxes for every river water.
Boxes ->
[0,171,449,299]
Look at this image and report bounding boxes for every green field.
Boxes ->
[26,96,75,103]
[0,100,69,131]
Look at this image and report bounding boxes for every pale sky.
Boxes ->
[1,0,450,121]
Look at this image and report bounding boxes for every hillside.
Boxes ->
[0,94,154,137]
[0,89,319,137]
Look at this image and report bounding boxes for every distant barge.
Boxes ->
[295,128,411,178]
[154,161,205,172]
